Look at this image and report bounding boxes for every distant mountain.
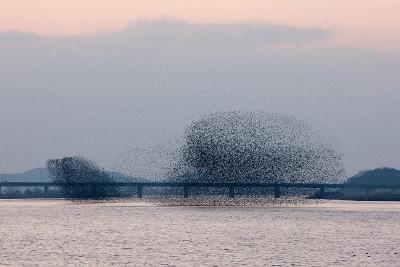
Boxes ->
[347,167,400,185]
[311,167,400,201]
[0,168,49,182]
[0,168,147,182]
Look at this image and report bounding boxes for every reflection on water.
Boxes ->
[1,199,399,266]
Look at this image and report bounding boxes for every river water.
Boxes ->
[0,199,399,266]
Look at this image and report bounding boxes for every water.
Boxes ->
[1,199,399,266]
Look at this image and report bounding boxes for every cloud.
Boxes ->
[0,18,330,44]
[0,19,398,175]
[118,18,330,48]
[0,19,331,64]
[0,31,44,42]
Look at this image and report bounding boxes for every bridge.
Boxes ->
[1,182,400,198]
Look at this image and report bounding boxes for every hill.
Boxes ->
[314,167,400,201]
[347,167,400,185]
[0,168,49,182]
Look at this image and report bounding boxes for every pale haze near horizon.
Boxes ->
[0,1,399,176]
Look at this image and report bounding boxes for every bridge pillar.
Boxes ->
[183,186,189,198]
[89,184,94,197]
[137,185,143,198]
[228,187,235,198]
[319,187,325,196]
[274,186,281,198]
[365,188,371,195]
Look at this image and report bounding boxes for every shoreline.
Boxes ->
[2,197,400,210]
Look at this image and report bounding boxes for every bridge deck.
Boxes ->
[1,181,400,189]
[1,182,399,198]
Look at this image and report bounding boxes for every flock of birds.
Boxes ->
[47,111,345,201]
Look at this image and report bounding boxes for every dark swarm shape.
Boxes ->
[47,156,120,199]
[172,111,345,185]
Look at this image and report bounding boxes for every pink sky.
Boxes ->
[1,0,400,49]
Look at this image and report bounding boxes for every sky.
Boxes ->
[0,1,399,175]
